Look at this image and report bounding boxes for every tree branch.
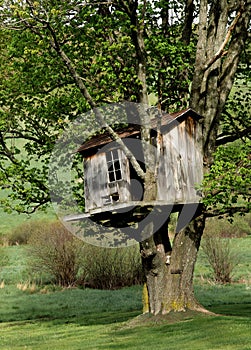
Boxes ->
[182,0,194,45]
[203,8,243,72]
[205,206,250,218]
[216,126,251,145]
[2,2,147,181]
[0,132,18,164]
[45,21,146,180]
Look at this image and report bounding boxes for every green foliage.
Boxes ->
[220,44,251,139]
[0,0,249,220]
[146,34,196,110]
[0,1,198,213]
[0,0,249,219]
[202,140,251,215]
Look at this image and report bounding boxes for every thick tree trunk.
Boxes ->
[161,215,206,313]
[141,213,206,315]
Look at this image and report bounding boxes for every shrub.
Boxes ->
[81,244,143,289]
[201,233,239,284]
[7,220,46,245]
[27,220,143,289]
[28,221,84,287]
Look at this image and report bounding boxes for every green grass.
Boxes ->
[0,188,56,236]
[1,316,250,350]
[0,246,31,283]
[0,285,250,350]
[0,285,142,323]
[0,215,250,349]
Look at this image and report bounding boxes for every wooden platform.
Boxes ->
[63,200,200,228]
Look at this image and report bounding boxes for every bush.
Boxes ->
[201,233,239,284]
[204,215,251,238]
[28,221,84,287]
[81,244,143,289]
[27,220,143,289]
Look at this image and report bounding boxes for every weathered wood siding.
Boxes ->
[157,117,203,204]
[84,116,203,212]
[84,149,131,212]
[84,153,110,211]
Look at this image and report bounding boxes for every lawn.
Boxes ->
[0,210,250,349]
[0,284,250,350]
[0,238,250,350]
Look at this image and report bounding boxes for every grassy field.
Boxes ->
[0,196,56,237]
[0,203,250,349]
[0,283,250,350]
[0,235,250,349]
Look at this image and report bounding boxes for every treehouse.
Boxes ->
[65,108,203,226]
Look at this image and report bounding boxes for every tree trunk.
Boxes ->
[141,213,206,315]
[161,214,206,313]
[190,0,250,164]
[140,171,206,315]
[140,0,250,316]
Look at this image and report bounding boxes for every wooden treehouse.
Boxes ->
[65,108,203,228]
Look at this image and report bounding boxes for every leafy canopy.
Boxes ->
[0,0,250,216]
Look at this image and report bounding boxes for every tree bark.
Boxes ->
[141,211,207,315]
[190,0,250,164]
[182,0,194,45]
[161,214,206,313]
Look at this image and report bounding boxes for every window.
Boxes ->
[106,149,122,183]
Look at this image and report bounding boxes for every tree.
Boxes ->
[0,0,250,315]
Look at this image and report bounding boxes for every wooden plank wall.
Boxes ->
[84,149,131,212]
[84,153,111,210]
[157,117,203,204]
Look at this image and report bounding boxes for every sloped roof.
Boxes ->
[78,108,202,154]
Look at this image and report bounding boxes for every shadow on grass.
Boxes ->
[0,286,142,326]
[0,285,250,329]
[52,310,141,326]
[208,303,251,318]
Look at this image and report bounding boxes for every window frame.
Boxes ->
[106,149,123,183]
